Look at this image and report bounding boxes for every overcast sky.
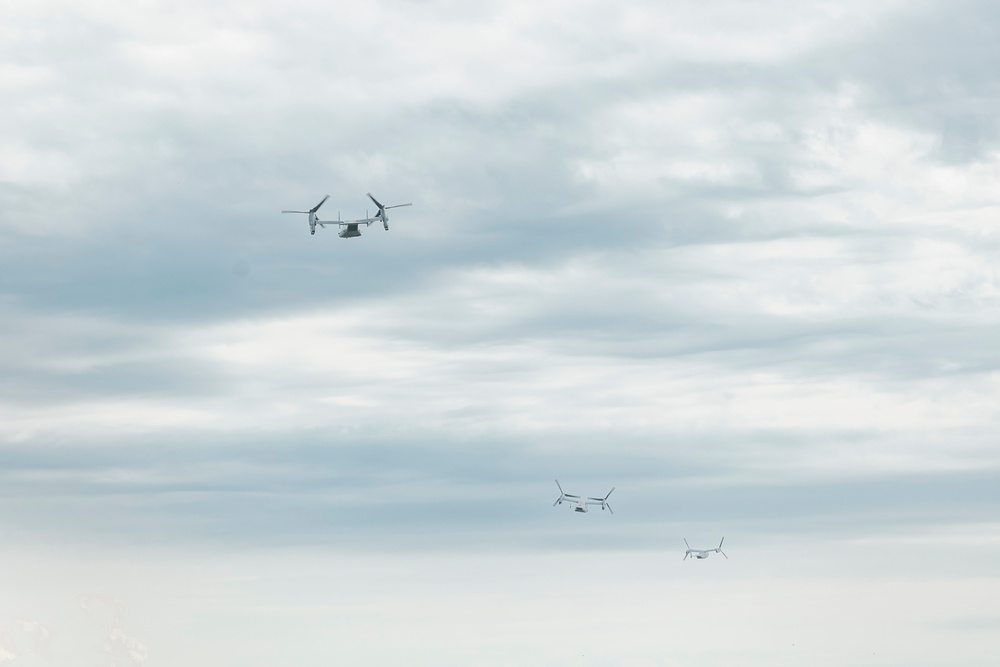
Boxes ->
[2,1,999,665]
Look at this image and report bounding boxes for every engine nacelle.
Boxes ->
[383,220,389,231]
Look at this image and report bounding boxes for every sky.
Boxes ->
[1,0,999,664]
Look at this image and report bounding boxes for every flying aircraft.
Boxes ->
[552,480,615,514]
[683,537,728,560]
[281,195,387,238]
[366,192,412,231]
[282,195,331,235]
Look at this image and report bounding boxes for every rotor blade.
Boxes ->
[683,538,690,549]
[385,203,412,209]
[605,487,615,500]
[367,192,384,209]
[553,497,561,507]
[683,552,689,560]
[310,195,330,213]
[562,494,580,499]
[555,480,564,494]
[719,537,725,549]
[281,210,308,214]
[720,550,728,559]
[605,502,614,515]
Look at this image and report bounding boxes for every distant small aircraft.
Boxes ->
[283,193,412,237]
[683,537,728,560]
[552,480,615,514]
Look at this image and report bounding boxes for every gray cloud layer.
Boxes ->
[2,1,1000,664]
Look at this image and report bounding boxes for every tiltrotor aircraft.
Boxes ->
[552,480,615,514]
[683,537,728,560]
[282,193,411,237]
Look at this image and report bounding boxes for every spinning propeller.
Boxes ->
[282,195,330,233]
[588,487,615,514]
[367,192,412,231]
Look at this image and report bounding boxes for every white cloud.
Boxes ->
[3,0,1000,664]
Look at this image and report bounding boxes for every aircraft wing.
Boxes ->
[338,218,374,226]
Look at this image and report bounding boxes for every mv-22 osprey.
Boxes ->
[282,193,411,237]
[552,480,615,514]
[683,537,728,560]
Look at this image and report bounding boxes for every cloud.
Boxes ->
[2,1,1000,663]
